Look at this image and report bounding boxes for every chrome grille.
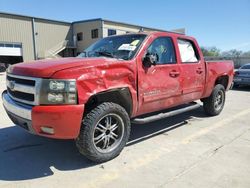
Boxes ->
[6,74,42,105]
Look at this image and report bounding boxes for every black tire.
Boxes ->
[76,102,131,163]
[203,84,226,116]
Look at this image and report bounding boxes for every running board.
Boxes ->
[131,102,201,124]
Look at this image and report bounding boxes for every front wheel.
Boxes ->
[203,84,226,116]
[76,102,131,163]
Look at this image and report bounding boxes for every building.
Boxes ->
[0,12,185,64]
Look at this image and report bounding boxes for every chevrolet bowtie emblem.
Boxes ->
[9,80,16,91]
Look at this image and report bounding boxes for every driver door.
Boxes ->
[137,36,182,115]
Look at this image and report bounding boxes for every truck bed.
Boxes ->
[202,60,234,98]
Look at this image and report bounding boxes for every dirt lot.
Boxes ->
[0,72,250,188]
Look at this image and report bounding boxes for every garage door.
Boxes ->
[0,42,23,65]
[0,42,22,56]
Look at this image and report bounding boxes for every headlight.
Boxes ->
[40,79,77,105]
[49,81,65,91]
[48,93,64,103]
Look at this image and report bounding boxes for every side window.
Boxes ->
[108,29,117,36]
[177,39,199,63]
[147,37,176,65]
[91,29,99,39]
[77,32,83,41]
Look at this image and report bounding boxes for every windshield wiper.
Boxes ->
[95,51,114,58]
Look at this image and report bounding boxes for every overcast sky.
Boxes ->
[0,0,249,51]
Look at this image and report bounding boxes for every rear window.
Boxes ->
[177,39,199,63]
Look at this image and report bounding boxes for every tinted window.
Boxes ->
[178,39,198,63]
[108,29,117,36]
[147,37,176,64]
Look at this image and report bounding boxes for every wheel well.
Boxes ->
[84,88,133,117]
[215,75,229,89]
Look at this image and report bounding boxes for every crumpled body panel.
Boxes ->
[52,59,138,116]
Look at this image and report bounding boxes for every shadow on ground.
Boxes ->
[231,85,250,92]
[0,107,207,181]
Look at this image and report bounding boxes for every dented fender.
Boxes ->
[52,59,138,116]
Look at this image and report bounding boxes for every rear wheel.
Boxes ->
[203,84,225,116]
[76,102,130,163]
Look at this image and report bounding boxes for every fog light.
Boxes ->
[41,127,54,134]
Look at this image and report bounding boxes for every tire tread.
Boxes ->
[203,84,225,116]
[76,102,130,163]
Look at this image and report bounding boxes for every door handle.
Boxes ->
[169,70,180,78]
[196,68,203,74]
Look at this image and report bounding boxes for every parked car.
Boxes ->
[2,31,234,162]
[234,63,250,87]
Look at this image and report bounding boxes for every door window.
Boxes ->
[177,39,199,63]
[147,37,176,65]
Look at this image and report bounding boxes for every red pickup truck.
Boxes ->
[2,31,234,162]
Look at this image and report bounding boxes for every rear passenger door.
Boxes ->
[177,39,205,100]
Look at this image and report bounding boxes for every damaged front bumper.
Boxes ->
[2,91,84,139]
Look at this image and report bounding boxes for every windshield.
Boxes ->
[77,34,147,60]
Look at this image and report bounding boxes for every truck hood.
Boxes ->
[8,57,119,78]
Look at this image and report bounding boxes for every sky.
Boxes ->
[0,0,250,52]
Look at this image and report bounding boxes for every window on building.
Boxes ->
[91,29,99,39]
[5,44,13,48]
[147,37,176,65]
[0,42,22,48]
[108,29,117,36]
[13,44,22,48]
[177,39,199,63]
[77,32,83,41]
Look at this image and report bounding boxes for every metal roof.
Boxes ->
[0,11,71,25]
[73,18,176,33]
[0,12,185,34]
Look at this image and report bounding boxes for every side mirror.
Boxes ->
[143,53,158,68]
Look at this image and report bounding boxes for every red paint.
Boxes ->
[9,32,234,139]
[32,104,84,139]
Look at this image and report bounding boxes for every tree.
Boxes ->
[221,49,243,58]
[200,46,220,57]
[242,51,250,57]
